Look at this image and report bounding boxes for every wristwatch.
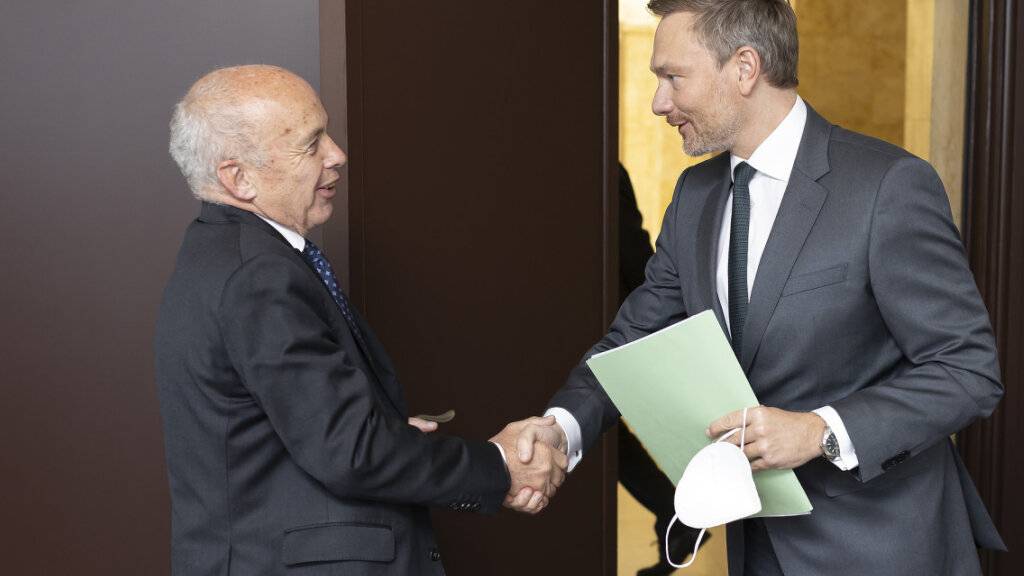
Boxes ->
[821,425,841,463]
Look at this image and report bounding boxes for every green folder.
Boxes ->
[586,310,812,517]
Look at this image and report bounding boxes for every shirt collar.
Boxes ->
[730,96,807,183]
[256,215,306,252]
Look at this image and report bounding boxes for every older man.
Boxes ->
[156,65,564,576]
[510,1,1005,575]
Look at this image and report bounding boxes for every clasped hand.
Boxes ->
[490,416,568,514]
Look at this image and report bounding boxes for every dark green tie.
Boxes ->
[729,162,756,358]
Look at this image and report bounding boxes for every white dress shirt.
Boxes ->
[257,214,306,252]
[550,96,858,472]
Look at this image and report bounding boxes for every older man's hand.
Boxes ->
[707,405,826,471]
[490,416,569,514]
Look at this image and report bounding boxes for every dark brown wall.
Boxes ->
[0,2,320,573]
[960,1,1024,574]
[328,1,618,573]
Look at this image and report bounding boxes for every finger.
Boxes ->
[742,439,763,462]
[720,432,743,447]
[526,490,545,512]
[531,496,549,515]
[552,445,568,470]
[511,487,533,509]
[407,417,438,433]
[517,426,541,463]
[708,405,762,438]
[707,409,744,438]
[749,457,768,472]
[551,463,566,488]
[543,478,557,498]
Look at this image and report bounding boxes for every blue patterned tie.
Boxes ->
[729,162,756,359]
[302,240,368,351]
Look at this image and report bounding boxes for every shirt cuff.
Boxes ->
[813,405,858,471]
[544,407,583,472]
[490,441,508,468]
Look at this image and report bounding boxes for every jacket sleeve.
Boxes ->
[548,169,691,453]
[217,253,510,512]
[831,156,1003,482]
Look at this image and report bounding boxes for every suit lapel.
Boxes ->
[200,203,408,417]
[695,156,732,335]
[740,105,833,372]
[297,257,407,417]
[348,309,408,417]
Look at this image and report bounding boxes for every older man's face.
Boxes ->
[249,82,346,236]
[650,11,742,156]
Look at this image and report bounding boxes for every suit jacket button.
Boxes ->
[430,548,441,562]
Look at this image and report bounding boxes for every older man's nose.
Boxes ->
[323,134,347,168]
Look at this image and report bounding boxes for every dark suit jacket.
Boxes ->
[550,104,1004,575]
[155,203,509,576]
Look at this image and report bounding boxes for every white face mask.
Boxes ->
[665,407,761,568]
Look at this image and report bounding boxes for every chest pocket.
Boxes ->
[782,263,848,297]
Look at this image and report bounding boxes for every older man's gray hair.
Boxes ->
[168,67,270,201]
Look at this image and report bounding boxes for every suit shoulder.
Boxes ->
[683,152,729,178]
[162,219,304,309]
[674,152,729,194]
[829,126,918,169]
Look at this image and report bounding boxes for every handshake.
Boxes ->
[409,413,570,514]
[490,416,569,515]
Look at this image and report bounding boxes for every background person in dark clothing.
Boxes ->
[618,163,706,575]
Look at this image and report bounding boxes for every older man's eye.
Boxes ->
[307,142,319,155]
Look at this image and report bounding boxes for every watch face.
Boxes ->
[824,433,840,460]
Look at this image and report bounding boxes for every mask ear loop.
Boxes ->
[665,516,706,569]
[665,406,750,569]
[740,406,748,449]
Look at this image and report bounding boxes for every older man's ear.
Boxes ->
[216,159,256,202]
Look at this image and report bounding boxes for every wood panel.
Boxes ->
[959,0,1024,573]
[0,1,321,573]
[323,1,618,573]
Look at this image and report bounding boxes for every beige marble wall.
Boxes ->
[620,19,711,240]
[905,0,936,160]
[797,0,908,147]
[797,0,967,226]
[928,0,969,227]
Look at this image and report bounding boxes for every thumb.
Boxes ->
[536,415,556,426]
[517,426,537,463]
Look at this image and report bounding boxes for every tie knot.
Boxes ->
[733,162,756,188]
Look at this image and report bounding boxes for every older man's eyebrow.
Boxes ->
[300,127,324,145]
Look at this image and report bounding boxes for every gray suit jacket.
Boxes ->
[550,104,1004,575]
